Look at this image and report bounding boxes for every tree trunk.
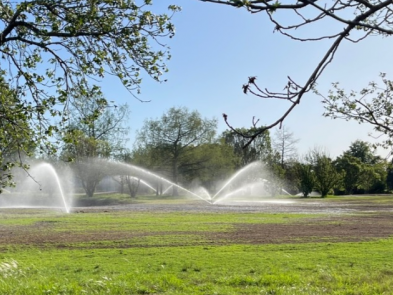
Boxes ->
[126,176,140,198]
[120,176,125,194]
[86,185,95,198]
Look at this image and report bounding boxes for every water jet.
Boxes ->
[0,162,72,213]
[0,159,293,212]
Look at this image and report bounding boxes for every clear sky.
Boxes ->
[100,1,393,158]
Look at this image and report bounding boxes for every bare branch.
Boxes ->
[200,0,393,148]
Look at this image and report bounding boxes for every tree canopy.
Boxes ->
[322,75,393,149]
[221,127,272,169]
[1,1,179,99]
[305,148,341,198]
[272,125,299,168]
[62,95,130,159]
[61,94,130,197]
[0,79,36,190]
[334,140,386,194]
[135,107,217,195]
[0,0,179,188]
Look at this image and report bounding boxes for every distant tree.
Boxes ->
[334,141,387,194]
[63,133,111,197]
[0,0,179,183]
[358,161,387,194]
[110,151,128,195]
[272,125,299,168]
[63,94,129,157]
[271,125,299,194]
[135,107,217,196]
[129,141,236,196]
[125,176,140,198]
[334,154,364,195]
[130,145,167,195]
[306,148,340,198]
[199,0,393,147]
[345,140,380,164]
[386,160,393,191]
[264,150,286,197]
[221,127,272,169]
[294,163,315,198]
[280,160,301,195]
[182,141,237,192]
[61,95,129,197]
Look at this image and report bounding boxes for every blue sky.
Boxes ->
[101,1,393,158]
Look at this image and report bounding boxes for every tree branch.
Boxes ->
[201,0,393,148]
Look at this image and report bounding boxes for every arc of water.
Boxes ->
[42,164,70,213]
[119,162,212,204]
[195,187,212,202]
[213,186,249,204]
[213,180,263,204]
[212,162,262,200]
[162,185,173,195]
[130,177,157,192]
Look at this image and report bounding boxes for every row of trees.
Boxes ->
[50,96,393,198]
[1,74,392,199]
[292,142,388,198]
[132,107,393,198]
[61,103,277,197]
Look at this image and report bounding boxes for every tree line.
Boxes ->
[7,97,391,199]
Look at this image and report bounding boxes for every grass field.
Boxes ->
[0,195,393,294]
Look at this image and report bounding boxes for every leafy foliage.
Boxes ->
[221,127,272,169]
[306,148,341,198]
[334,154,364,194]
[334,141,386,194]
[322,75,393,149]
[61,95,130,197]
[0,79,36,190]
[135,107,217,195]
[294,163,315,198]
[0,0,179,188]
[180,142,237,191]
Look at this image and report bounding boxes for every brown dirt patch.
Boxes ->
[1,198,393,248]
[212,213,393,244]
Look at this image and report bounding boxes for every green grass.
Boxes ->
[1,196,393,294]
[72,193,210,206]
[0,210,321,250]
[311,195,393,201]
[1,241,393,294]
[0,209,318,229]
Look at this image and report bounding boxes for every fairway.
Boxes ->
[1,196,393,294]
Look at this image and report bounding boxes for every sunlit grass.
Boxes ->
[0,240,392,294]
[72,193,208,206]
[1,196,393,294]
[0,209,321,229]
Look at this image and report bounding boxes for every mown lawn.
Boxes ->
[1,240,393,294]
[0,197,392,294]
